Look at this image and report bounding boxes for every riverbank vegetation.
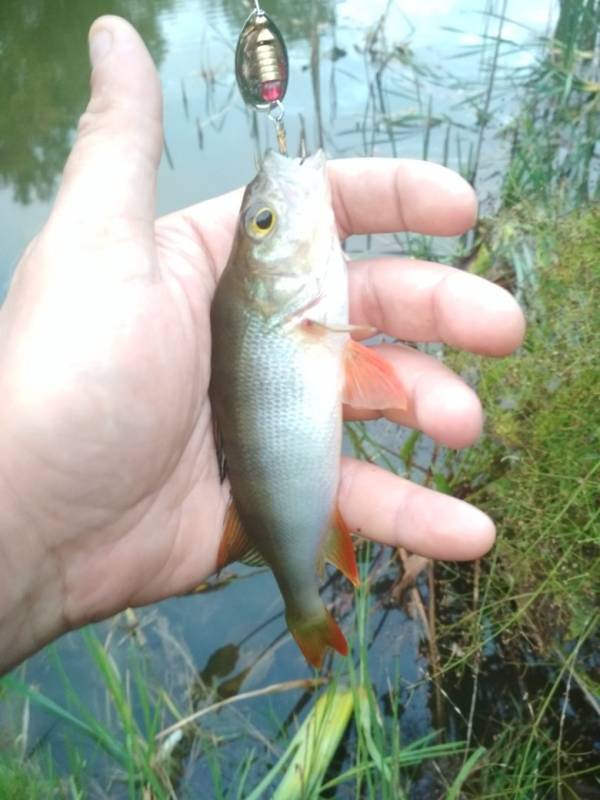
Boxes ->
[1,1,598,797]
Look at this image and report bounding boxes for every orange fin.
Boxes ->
[302,319,377,337]
[217,503,265,571]
[325,508,360,587]
[286,607,348,669]
[343,339,408,411]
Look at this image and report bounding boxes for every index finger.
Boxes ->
[328,158,477,239]
[162,158,478,276]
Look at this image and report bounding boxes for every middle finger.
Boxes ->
[348,257,525,356]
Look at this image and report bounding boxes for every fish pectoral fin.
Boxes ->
[302,319,377,337]
[324,507,360,587]
[342,339,408,411]
[217,502,266,571]
[286,606,348,669]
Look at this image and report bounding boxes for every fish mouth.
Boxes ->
[263,148,326,174]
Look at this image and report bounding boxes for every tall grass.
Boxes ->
[502,5,600,208]
[1,615,472,797]
[421,3,600,795]
[3,628,184,798]
[349,1,600,796]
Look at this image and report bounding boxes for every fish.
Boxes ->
[210,150,407,668]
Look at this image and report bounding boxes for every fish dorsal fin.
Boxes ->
[217,502,266,570]
[323,507,360,587]
[343,339,408,411]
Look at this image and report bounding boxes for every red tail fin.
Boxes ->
[286,607,348,669]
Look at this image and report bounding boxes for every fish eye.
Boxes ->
[245,205,277,238]
[255,209,274,230]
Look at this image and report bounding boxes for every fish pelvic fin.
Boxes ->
[217,502,266,571]
[286,606,348,669]
[324,507,360,587]
[343,339,408,411]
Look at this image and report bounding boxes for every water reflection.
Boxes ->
[0,0,174,204]
[218,0,336,43]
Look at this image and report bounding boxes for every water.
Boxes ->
[0,0,557,793]
[0,0,554,290]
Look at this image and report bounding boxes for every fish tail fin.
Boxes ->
[286,606,348,669]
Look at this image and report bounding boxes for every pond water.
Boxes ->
[0,0,558,793]
[1,0,554,290]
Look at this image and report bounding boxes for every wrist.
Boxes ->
[0,479,67,674]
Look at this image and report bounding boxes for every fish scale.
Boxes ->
[220,311,343,593]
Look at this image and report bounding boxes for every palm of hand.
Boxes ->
[1,209,235,627]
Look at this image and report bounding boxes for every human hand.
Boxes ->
[0,16,524,673]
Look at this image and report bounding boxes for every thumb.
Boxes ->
[53,16,163,226]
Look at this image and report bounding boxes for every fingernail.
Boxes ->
[89,28,113,68]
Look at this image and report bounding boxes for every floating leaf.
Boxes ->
[271,687,354,799]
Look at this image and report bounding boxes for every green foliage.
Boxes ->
[502,1,600,209]
[436,207,600,797]
[447,207,600,647]
[0,752,63,799]
[2,627,184,799]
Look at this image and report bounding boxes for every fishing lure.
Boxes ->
[235,1,289,154]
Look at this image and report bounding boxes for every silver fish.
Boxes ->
[210,150,406,666]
